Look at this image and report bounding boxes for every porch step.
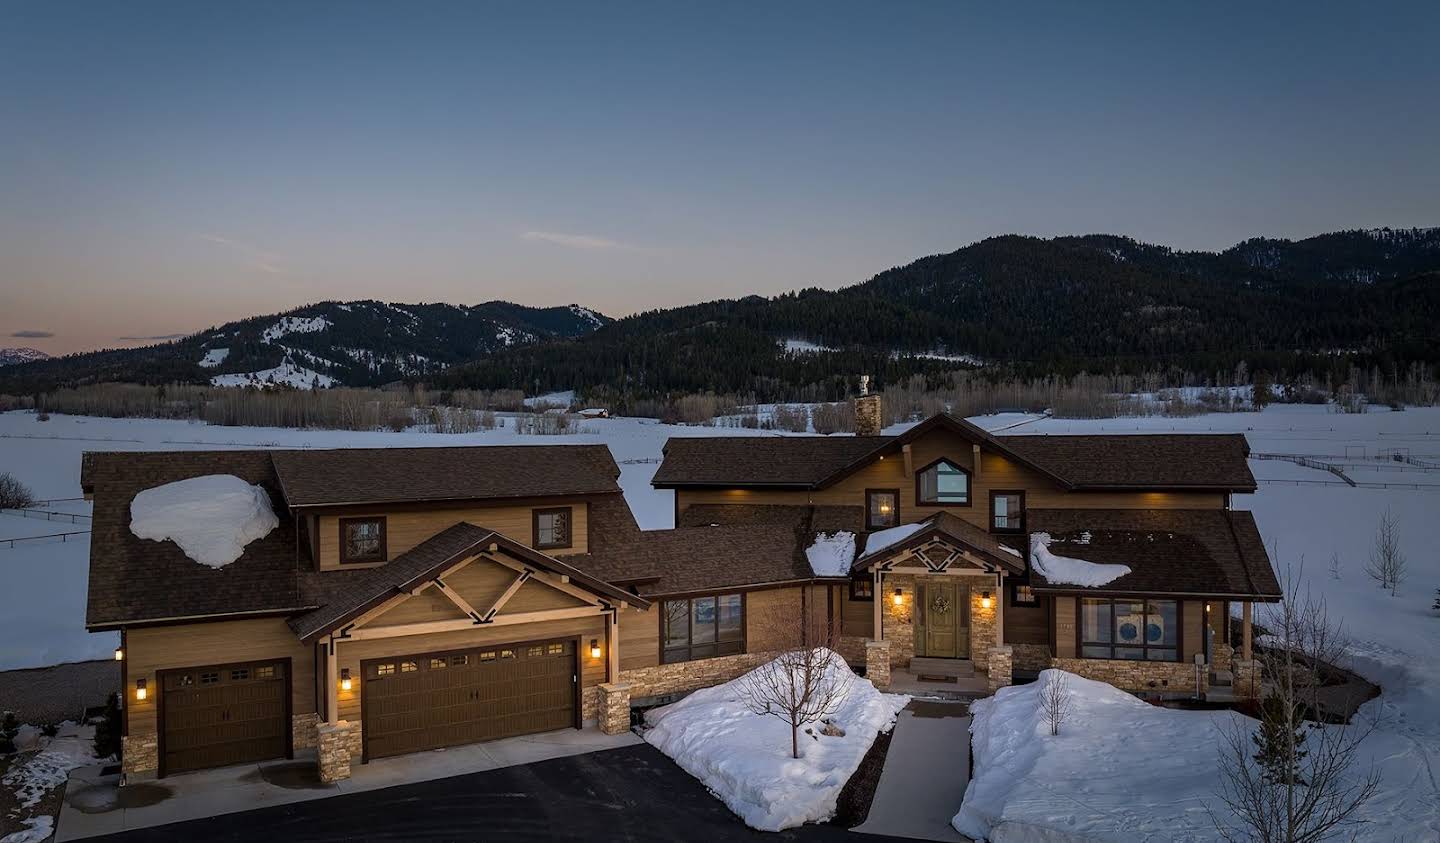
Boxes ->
[1210,670,1234,687]
[908,657,975,679]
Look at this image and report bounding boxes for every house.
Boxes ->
[83,393,1280,785]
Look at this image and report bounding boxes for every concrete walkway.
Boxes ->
[854,700,971,842]
[56,726,641,841]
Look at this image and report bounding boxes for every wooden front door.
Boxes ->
[916,580,969,659]
[159,659,290,776]
[362,639,577,761]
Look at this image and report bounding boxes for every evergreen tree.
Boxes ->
[0,710,18,754]
[93,692,122,761]
[1252,695,1309,786]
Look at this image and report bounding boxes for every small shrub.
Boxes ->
[40,723,59,738]
[0,473,36,509]
[93,693,122,761]
[0,711,18,754]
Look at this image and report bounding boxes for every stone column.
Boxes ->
[597,682,632,735]
[121,734,158,777]
[1212,641,1234,673]
[317,720,353,783]
[1232,659,1261,702]
[986,645,1013,694]
[854,393,883,437]
[865,640,892,689]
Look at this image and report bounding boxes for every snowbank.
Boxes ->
[955,669,1244,841]
[130,475,278,568]
[643,650,908,831]
[1,724,97,811]
[1028,532,1130,587]
[805,532,856,576]
[861,522,927,557]
[1,816,53,843]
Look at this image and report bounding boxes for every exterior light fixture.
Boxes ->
[981,591,993,610]
[892,588,904,607]
[340,668,352,692]
[135,678,147,701]
[590,639,602,659]
[114,647,124,662]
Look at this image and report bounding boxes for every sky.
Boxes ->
[1,1,1437,356]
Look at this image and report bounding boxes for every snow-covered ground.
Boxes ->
[0,722,98,843]
[1,403,1438,839]
[642,651,908,831]
[209,360,337,389]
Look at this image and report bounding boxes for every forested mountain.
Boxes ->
[3,227,1437,400]
[434,228,1440,400]
[0,301,609,392]
[0,348,49,367]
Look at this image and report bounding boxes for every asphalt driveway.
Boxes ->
[75,744,903,842]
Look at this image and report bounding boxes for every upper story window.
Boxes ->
[917,459,970,506]
[991,490,1025,532]
[663,594,744,663]
[340,517,386,564]
[533,507,572,549]
[866,489,899,530]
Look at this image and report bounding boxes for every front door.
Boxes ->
[916,580,968,658]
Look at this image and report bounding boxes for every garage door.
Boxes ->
[362,639,577,761]
[159,660,289,776]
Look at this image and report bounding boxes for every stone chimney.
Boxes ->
[854,375,883,437]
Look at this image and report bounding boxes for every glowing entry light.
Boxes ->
[590,639,602,659]
[135,679,147,701]
[340,668,352,692]
[892,588,904,607]
[981,591,993,610]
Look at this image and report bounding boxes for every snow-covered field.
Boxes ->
[0,403,1437,839]
[642,651,908,831]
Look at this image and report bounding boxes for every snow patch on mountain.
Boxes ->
[261,315,331,342]
[0,348,51,366]
[197,348,230,368]
[210,361,336,389]
[569,304,605,329]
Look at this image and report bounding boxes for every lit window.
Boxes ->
[849,577,874,601]
[451,655,469,666]
[866,490,899,529]
[534,508,572,549]
[1012,584,1037,606]
[377,663,395,677]
[340,517,386,563]
[527,646,544,657]
[500,649,516,659]
[917,460,970,506]
[400,660,418,673]
[255,665,275,679]
[547,643,564,655]
[430,658,448,670]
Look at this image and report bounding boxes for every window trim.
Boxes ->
[914,458,972,508]
[849,576,875,602]
[1077,597,1182,662]
[1011,582,1038,607]
[661,592,747,664]
[338,516,387,564]
[865,488,901,530]
[532,507,573,550]
[989,489,1026,533]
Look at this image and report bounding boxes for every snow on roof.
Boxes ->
[861,522,928,557]
[129,475,279,568]
[1028,532,1130,587]
[806,531,856,577]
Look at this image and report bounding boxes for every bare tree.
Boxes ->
[737,602,849,759]
[1039,670,1072,736]
[0,473,35,510]
[1211,565,1381,842]
[1326,553,1341,581]
[1363,509,1407,596]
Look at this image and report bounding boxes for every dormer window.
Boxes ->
[340,517,386,564]
[917,459,970,506]
[866,489,899,530]
[534,507,572,549]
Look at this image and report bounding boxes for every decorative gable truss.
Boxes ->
[875,537,1009,576]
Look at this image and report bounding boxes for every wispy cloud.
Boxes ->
[521,230,639,251]
[200,233,286,274]
[10,330,54,338]
[118,333,188,341]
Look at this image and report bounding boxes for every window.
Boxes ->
[500,649,516,659]
[478,651,495,662]
[340,517,386,564]
[255,665,275,679]
[527,645,544,657]
[230,668,250,681]
[991,490,1025,532]
[663,593,744,664]
[376,663,396,677]
[866,489,899,530]
[1012,584,1037,606]
[200,671,219,685]
[916,460,970,506]
[400,660,418,673]
[451,655,469,666]
[1080,598,1178,661]
[546,643,565,655]
[849,576,874,602]
[533,507,572,549]
[430,658,448,670]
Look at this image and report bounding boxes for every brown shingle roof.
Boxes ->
[83,451,307,630]
[290,522,647,642]
[1024,508,1281,598]
[997,434,1256,491]
[853,511,1026,574]
[652,436,888,488]
[271,444,622,507]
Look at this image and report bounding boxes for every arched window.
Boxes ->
[916,459,970,506]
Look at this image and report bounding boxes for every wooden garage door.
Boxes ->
[362,639,577,761]
[160,660,289,776]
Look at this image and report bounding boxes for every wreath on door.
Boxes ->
[931,593,952,615]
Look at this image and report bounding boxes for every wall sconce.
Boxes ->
[340,668,352,692]
[590,639,602,659]
[135,678,147,701]
[980,591,993,610]
[114,647,124,662]
[892,588,904,607]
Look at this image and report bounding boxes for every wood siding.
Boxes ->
[675,428,1225,527]
[618,605,660,671]
[839,586,874,638]
[334,616,606,725]
[1004,591,1050,646]
[1053,596,1077,659]
[126,618,315,738]
[367,556,589,628]
[317,501,589,570]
